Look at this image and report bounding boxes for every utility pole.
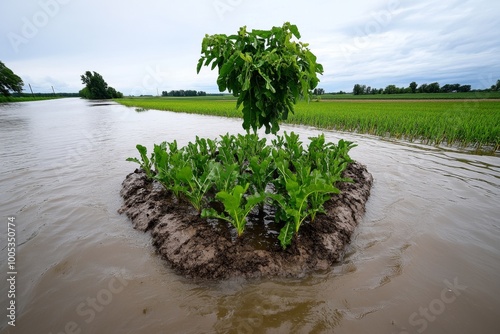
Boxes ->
[28,84,35,99]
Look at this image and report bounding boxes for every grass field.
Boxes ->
[116,97,500,152]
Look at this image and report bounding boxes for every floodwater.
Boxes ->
[0,98,499,334]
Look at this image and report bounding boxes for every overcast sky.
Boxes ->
[1,0,499,95]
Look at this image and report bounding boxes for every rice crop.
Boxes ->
[116,98,500,152]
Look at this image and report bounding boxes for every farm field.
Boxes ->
[117,97,500,152]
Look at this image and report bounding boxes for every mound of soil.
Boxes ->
[118,162,373,279]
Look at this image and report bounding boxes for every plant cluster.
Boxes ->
[127,132,355,249]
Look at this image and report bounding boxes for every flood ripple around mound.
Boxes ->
[118,162,373,279]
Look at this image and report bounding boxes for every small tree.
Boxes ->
[197,22,323,134]
[427,82,440,93]
[80,71,122,99]
[458,85,471,93]
[384,84,398,94]
[313,88,325,95]
[353,84,363,95]
[418,83,428,93]
[409,81,417,93]
[0,61,23,97]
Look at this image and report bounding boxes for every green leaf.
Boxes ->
[252,29,272,38]
[242,104,253,132]
[278,221,295,249]
[136,144,147,157]
[126,157,140,164]
[217,76,227,92]
[242,77,250,91]
[196,57,204,74]
[285,179,299,193]
[176,166,193,183]
[201,208,231,223]
[220,52,239,77]
[289,24,301,39]
[216,188,242,213]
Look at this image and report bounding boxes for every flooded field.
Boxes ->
[1,98,499,333]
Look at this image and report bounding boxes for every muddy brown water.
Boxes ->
[0,98,499,333]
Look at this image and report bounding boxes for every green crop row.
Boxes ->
[116,98,499,152]
[127,132,355,249]
[289,100,500,150]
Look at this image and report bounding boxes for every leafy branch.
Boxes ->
[197,22,323,134]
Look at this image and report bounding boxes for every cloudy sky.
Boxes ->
[1,0,499,95]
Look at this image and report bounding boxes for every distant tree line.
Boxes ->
[352,81,480,95]
[162,90,207,97]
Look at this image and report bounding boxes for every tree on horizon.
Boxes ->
[0,61,24,97]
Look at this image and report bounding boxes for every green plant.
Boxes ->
[197,22,323,134]
[126,144,154,180]
[211,162,239,193]
[236,133,269,159]
[217,133,238,165]
[174,162,217,214]
[202,183,266,237]
[153,141,177,193]
[272,160,340,249]
[247,155,275,195]
[186,137,212,176]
